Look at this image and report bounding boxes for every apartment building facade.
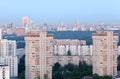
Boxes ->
[25,30,53,79]
[0,39,18,77]
[52,39,92,55]
[52,55,92,66]
[0,65,10,79]
[92,31,118,76]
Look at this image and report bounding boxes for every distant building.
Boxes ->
[0,65,10,79]
[92,31,118,76]
[22,16,30,33]
[72,22,81,31]
[89,26,95,31]
[57,23,66,31]
[25,30,53,79]
[81,26,87,31]
[41,23,49,31]
[15,27,25,36]
[22,16,30,27]
[6,24,13,34]
[0,28,2,40]
[106,26,119,31]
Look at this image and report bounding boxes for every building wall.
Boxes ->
[52,55,92,66]
[0,39,18,77]
[0,65,10,79]
[52,39,92,56]
[25,30,53,79]
[92,31,118,76]
[6,24,13,34]
[0,57,18,77]
[0,39,16,56]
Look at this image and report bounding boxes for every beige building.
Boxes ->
[22,16,30,33]
[92,31,118,76]
[25,30,53,79]
[22,16,30,26]
[52,39,87,55]
[52,55,92,66]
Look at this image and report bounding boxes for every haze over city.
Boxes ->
[1,0,120,79]
[0,0,120,24]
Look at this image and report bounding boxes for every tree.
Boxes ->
[18,55,25,79]
[19,71,25,79]
[93,74,112,79]
[52,61,111,79]
[64,63,75,71]
[117,55,120,61]
[52,61,93,79]
[117,55,120,71]
[67,50,71,56]
[103,75,112,79]
[52,62,61,72]
[93,74,101,79]
[44,74,47,79]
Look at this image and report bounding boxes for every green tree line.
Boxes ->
[52,62,112,79]
[52,61,92,79]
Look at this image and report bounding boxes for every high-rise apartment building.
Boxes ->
[0,39,16,56]
[0,57,18,77]
[0,29,18,77]
[0,65,10,79]
[92,31,118,76]
[0,39,18,77]
[25,30,53,79]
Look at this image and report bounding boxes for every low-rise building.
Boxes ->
[52,55,92,66]
[52,39,88,55]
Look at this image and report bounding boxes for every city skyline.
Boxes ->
[0,0,120,24]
